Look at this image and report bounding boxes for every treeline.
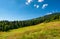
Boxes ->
[0,12,60,31]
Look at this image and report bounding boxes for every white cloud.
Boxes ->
[34,4,39,8]
[42,4,48,9]
[36,5,39,8]
[34,4,36,7]
[25,2,29,5]
[38,0,44,2]
[25,0,33,5]
[27,0,32,3]
[46,12,52,15]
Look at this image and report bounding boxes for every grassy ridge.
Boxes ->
[0,21,60,39]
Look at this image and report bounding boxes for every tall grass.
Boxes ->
[0,21,60,39]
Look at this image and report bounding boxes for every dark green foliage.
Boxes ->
[0,12,60,31]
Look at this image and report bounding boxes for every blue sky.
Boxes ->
[0,0,60,21]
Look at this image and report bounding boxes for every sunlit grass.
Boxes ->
[0,21,60,39]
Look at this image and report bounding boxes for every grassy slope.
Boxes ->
[0,21,60,39]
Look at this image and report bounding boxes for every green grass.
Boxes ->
[0,21,60,39]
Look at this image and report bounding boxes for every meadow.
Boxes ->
[0,21,60,39]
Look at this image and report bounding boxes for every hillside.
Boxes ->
[0,12,60,31]
[0,21,60,39]
[0,12,60,39]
